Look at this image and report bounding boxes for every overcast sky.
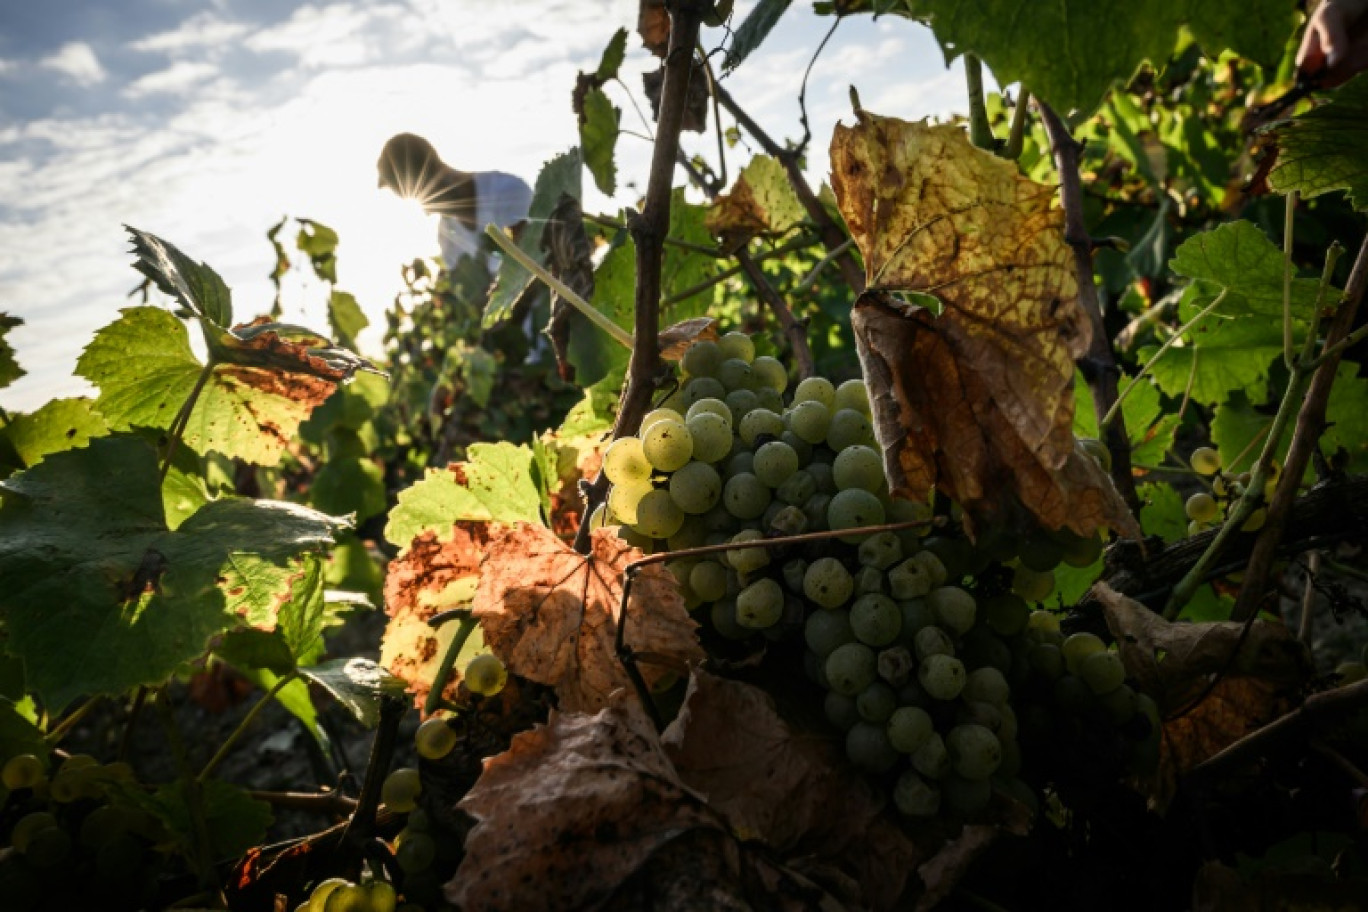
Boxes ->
[0,1,965,411]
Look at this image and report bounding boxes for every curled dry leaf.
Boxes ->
[830,111,1137,538]
[448,695,731,911]
[638,0,669,57]
[542,194,595,383]
[472,525,704,713]
[657,316,719,361]
[643,60,710,132]
[380,523,495,713]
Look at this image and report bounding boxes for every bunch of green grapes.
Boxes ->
[296,876,401,912]
[1183,446,1275,536]
[0,752,165,911]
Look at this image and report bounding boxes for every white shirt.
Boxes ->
[437,170,533,271]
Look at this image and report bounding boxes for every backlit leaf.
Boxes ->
[2,398,108,468]
[384,442,544,549]
[724,0,792,73]
[126,227,233,328]
[580,87,620,196]
[0,314,23,390]
[327,290,368,351]
[300,656,407,728]
[595,27,629,81]
[706,154,806,249]
[1268,72,1368,210]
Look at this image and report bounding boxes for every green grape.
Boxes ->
[684,376,727,406]
[984,593,1030,636]
[381,768,422,813]
[849,593,901,646]
[894,770,941,816]
[947,724,1002,780]
[756,388,785,414]
[607,479,653,526]
[962,667,1010,706]
[804,609,854,657]
[684,414,733,465]
[690,560,729,602]
[2,753,44,790]
[751,356,787,393]
[918,653,967,700]
[718,357,755,391]
[1052,674,1095,713]
[1057,530,1103,568]
[804,557,854,608]
[928,586,976,635]
[1078,437,1111,472]
[369,882,399,912]
[826,408,876,452]
[415,717,457,761]
[1012,564,1056,602]
[854,565,885,595]
[1185,492,1220,523]
[738,408,783,446]
[724,449,755,479]
[718,330,755,362]
[668,516,707,551]
[787,399,832,444]
[1242,507,1267,532]
[642,419,694,472]
[395,830,437,874]
[958,700,1003,735]
[799,493,830,531]
[722,472,771,519]
[793,376,836,408]
[48,771,81,802]
[782,558,808,593]
[825,642,877,695]
[776,469,817,506]
[618,526,655,554]
[913,625,954,661]
[834,378,870,415]
[1017,535,1064,572]
[1191,447,1221,475]
[10,812,58,853]
[942,776,993,815]
[686,397,731,423]
[681,340,723,377]
[465,653,508,696]
[846,721,899,772]
[912,731,951,779]
[724,389,759,424]
[767,504,808,536]
[806,459,836,494]
[1079,650,1126,695]
[641,408,685,437]
[725,530,771,574]
[324,884,371,912]
[887,556,932,600]
[832,445,883,493]
[887,705,934,754]
[827,488,886,541]
[824,691,861,731]
[665,462,720,516]
[752,441,799,488]
[779,430,812,465]
[710,599,750,640]
[857,532,902,570]
[736,578,784,629]
[23,827,71,868]
[1061,632,1106,676]
[920,538,966,584]
[898,599,935,640]
[1027,608,1061,636]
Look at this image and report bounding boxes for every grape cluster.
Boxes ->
[1184,446,1274,535]
[297,876,400,912]
[0,753,163,911]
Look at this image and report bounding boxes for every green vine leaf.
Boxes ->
[580,87,621,196]
[1169,220,1331,318]
[296,219,339,284]
[1268,72,1368,210]
[385,442,545,549]
[1074,372,1177,466]
[724,0,792,73]
[1137,481,1187,544]
[126,227,234,328]
[1140,309,1286,405]
[310,457,386,522]
[568,241,634,387]
[300,657,407,728]
[596,27,629,81]
[0,314,23,391]
[1,398,108,468]
[0,436,347,711]
[328,290,368,352]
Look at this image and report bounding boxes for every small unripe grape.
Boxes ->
[685,412,733,464]
[642,419,694,472]
[465,653,508,696]
[2,753,45,790]
[1191,447,1221,475]
[1185,492,1219,523]
[804,557,854,608]
[681,340,722,377]
[736,578,784,629]
[415,718,457,760]
[381,767,422,813]
[718,331,755,363]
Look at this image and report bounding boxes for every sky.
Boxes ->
[0,1,967,412]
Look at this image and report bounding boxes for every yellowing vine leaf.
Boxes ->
[472,525,704,713]
[830,112,1136,538]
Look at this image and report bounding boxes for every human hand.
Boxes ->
[1296,0,1368,87]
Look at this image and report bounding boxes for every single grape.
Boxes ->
[958,700,1003,735]
[858,531,902,570]
[781,557,808,593]
[725,530,770,575]
[1017,536,1064,572]
[685,412,733,464]
[681,340,722,377]
[827,488,886,541]
[1061,632,1106,676]
[323,883,371,912]
[2,753,44,790]
[846,721,899,772]
[753,441,799,488]
[1100,683,1137,724]
[1079,650,1126,695]
[751,356,787,393]
[395,830,437,874]
[984,593,1030,636]
[887,556,933,600]
[824,691,861,731]
[718,331,755,362]
[722,472,772,520]
[806,459,836,494]
[767,504,807,536]
[717,357,755,392]
[832,445,883,492]
[834,378,870,415]
[757,387,785,414]
[793,376,836,408]
[686,396,731,423]
[668,516,707,551]
[887,705,934,754]
[737,408,782,447]
[724,389,759,424]
[898,599,935,640]
[801,493,833,531]
[369,881,399,912]
[736,578,784,629]
[825,642,878,696]
[826,408,876,452]
[962,667,1010,706]
[642,419,694,472]
[918,653,967,701]
[725,449,755,478]
[912,732,951,779]
[381,768,422,813]
[787,399,832,444]
[854,565,885,595]
[894,770,941,817]
[1057,530,1103,568]
[690,561,729,602]
[684,376,727,406]
[913,625,955,661]
[618,526,655,554]
[804,608,854,657]
[640,407,684,437]
[1191,447,1221,475]
[667,461,722,515]
[780,430,812,465]
[607,480,653,526]
[877,644,915,686]
[928,586,976,635]
[415,718,457,761]
[776,469,817,506]
[1185,492,1220,523]
[946,724,1002,780]
[804,557,854,608]
[850,593,901,646]
[465,653,508,696]
[857,682,898,723]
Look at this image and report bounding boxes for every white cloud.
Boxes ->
[129,13,248,55]
[39,42,107,86]
[246,4,404,68]
[124,61,219,97]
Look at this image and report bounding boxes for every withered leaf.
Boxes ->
[662,670,918,910]
[643,60,709,132]
[657,316,719,361]
[541,194,595,383]
[448,695,731,911]
[216,317,379,384]
[831,112,1135,538]
[706,155,807,253]
[380,523,496,713]
[638,0,669,57]
[472,525,704,713]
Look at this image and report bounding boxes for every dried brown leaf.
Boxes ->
[658,317,719,361]
[447,695,730,911]
[643,61,709,132]
[705,178,769,252]
[831,112,1135,539]
[380,523,495,712]
[638,0,669,57]
[472,525,704,713]
[662,670,918,910]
